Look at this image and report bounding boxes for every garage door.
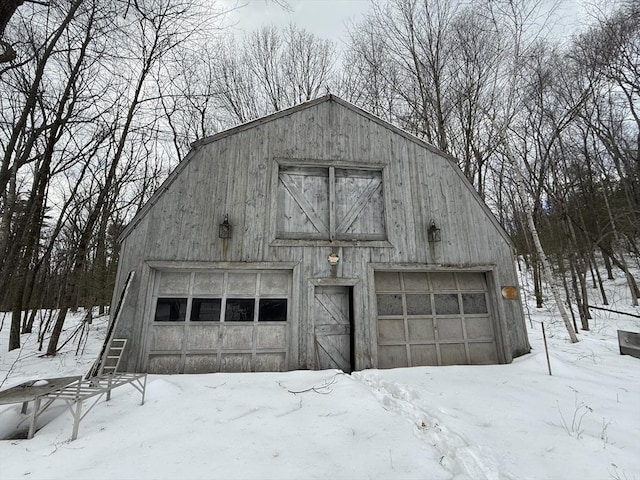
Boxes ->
[147,270,291,374]
[375,271,499,368]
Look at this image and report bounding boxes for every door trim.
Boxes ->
[307,278,361,371]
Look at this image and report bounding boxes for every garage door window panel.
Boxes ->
[225,299,255,322]
[377,294,403,316]
[191,298,222,321]
[154,298,187,322]
[434,294,460,315]
[405,294,432,315]
[462,293,488,314]
[258,298,288,322]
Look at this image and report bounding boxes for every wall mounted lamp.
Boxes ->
[219,214,232,239]
[427,220,441,243]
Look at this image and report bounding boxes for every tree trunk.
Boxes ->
[9,309,21,351]
[505,139,578,342]
[568,254,584,330]
[589,252,608,305]
[532,259,543,308]
[46,307,69,356]
[601,247,614,280]
[558,254,578,332]
[602,183,639,306]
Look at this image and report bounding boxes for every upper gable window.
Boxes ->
[276,165,386,241]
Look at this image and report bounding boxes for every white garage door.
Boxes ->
[147,270,291,373]
[375,271,499,368]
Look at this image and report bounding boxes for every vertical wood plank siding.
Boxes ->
[111,96,529,372]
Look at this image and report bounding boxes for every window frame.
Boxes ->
[153,296,288,324]
[154,297,188,322]
[190,298,222,322]
[275,162,388,243]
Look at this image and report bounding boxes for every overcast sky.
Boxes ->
[221,0,591,49]
[222,0,371,49]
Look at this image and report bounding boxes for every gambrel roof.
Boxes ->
[120,94,513,248]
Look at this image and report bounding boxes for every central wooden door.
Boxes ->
[313,286,353,372]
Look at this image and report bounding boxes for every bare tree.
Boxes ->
[339,19,401,120]
[46,0,216,354]
[215,24,336,122]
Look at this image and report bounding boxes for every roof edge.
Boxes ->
[325,96,515,249]
[119,94,513,248]
[191,94,335,149]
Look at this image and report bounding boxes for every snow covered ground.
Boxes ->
[1,271,639,480]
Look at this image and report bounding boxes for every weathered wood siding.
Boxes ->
[111,96,529,373]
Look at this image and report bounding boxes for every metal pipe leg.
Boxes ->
[71,400,83,441]
[141,375,147,405]
[27,397,41,439]
[107,376,112,401]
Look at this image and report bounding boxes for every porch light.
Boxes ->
[328,252,340,266]
[219,214,232,239]
[427,220,441,243]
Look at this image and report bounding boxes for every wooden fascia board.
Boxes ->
[190,95,333,149]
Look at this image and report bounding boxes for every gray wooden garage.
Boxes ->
[110,94,530,374]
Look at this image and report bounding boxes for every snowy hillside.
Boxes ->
[1,271,639,480]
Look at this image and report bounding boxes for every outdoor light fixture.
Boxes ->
[219,214,231,239]
[328,252,340,266]
[427,220,441,243]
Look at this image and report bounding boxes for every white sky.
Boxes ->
[221,0,592,49]
[222,0,372,49]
